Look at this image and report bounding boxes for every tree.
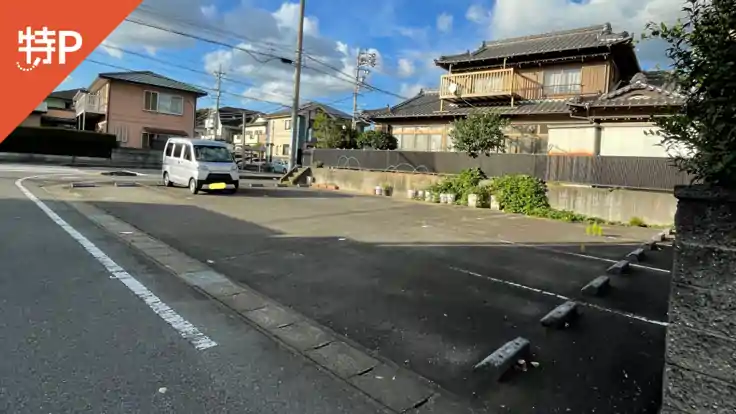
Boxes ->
[313,113,357,149]
[449,112,509,158]
[357,130,398,150]
[644,0,736,187]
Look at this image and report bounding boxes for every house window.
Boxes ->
[144,90,184,115]
[284,120,291,130]
[282,144,290,155]
[543,68,582,95]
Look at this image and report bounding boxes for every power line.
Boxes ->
[121,16,409,101]
[83,56,365,112]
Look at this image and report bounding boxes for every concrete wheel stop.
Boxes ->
[606,259,630,275]
[473,337,531,381]
[70,182,97,188]
[114,182,139,187]
[581,275,611,296]
[540,301,579,329]
[625,247,646,262]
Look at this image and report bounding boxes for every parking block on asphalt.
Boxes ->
[606,259,631,275]
[540,301,579,329]
[581,275,611,296]
[249,183,264,188]
[473,337,531,382]
[114,181,139,187]
[70,182,97,188]
[626,247,646,262]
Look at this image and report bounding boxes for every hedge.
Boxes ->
[1,126,118,158]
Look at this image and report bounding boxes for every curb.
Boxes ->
[60,200,469,414]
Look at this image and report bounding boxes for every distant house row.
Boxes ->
[362,23,684,158]
[23,70,354,161]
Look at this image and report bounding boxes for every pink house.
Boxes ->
[74,71,208,149]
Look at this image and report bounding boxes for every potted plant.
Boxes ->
[645,3,736,410]
[374,185,383,196]
[445,193,456,204]
[381,182,393,196]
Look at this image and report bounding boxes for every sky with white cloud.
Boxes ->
[63,0,685,114]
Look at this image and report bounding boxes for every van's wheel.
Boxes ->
[188,178,200,195]
[163,172,172,187]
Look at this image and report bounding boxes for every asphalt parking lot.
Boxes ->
[45,180,672,413]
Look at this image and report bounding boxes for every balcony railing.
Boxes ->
[74,93,106,116]
[439,68,544,102]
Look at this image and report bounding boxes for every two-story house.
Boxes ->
[265,101,355,161]
[365,23,683,157]
[74,71,208,150]
[196,106,263,146]
[19,88,84,129]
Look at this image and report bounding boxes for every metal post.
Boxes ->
[288,0,306,171]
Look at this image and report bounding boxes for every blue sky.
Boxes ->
[60,0,683,115]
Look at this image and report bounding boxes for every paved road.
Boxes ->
[58,179,672,414]
[0,165,387,414]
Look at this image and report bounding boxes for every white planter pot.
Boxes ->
[407,189,417,199]
[439,193,448,204]
[374,186,383,196]
[417,190,425,199]
[490,195,500,210]
[467,193,479,208]
[445,193,456,204]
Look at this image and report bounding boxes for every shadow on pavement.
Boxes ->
[89,199,670,414]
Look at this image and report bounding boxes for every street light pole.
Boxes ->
[287,0,305,171]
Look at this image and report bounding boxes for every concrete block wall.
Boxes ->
[661,186,736,413]
[311,168,676,226]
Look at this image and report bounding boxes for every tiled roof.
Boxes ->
[98,71,208,96]
[267,101,352,119]
[365,89,570,120]
[436,23,632,66]
[48,88,85,101]
[569,71,684,108]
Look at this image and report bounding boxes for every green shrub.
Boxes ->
[490,175,550,214]
[427,168,487,204]
[629,216,647,227]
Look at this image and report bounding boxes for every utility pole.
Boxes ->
[351,50,377,130]
[213,64,224,140]
[288,0,306,171]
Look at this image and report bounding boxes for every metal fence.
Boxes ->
[304,149,692,191]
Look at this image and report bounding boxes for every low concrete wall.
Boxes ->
[0,148,162,169]
[311,168,676,225]
[311,167,443,196]
[547,184,676,226]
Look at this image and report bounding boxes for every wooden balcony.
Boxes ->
[439,68,543,103]
[74,93,106,116]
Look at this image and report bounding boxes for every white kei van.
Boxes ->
[162,138,239,195]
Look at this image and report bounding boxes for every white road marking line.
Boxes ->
[449,266,669,327]
[496,239,671,274]
[16,174,217,351]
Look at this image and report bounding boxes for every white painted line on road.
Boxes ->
[16,175,218,351]
[449,266,669,327]
[496,239,670,274]
[121,170,148,176]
